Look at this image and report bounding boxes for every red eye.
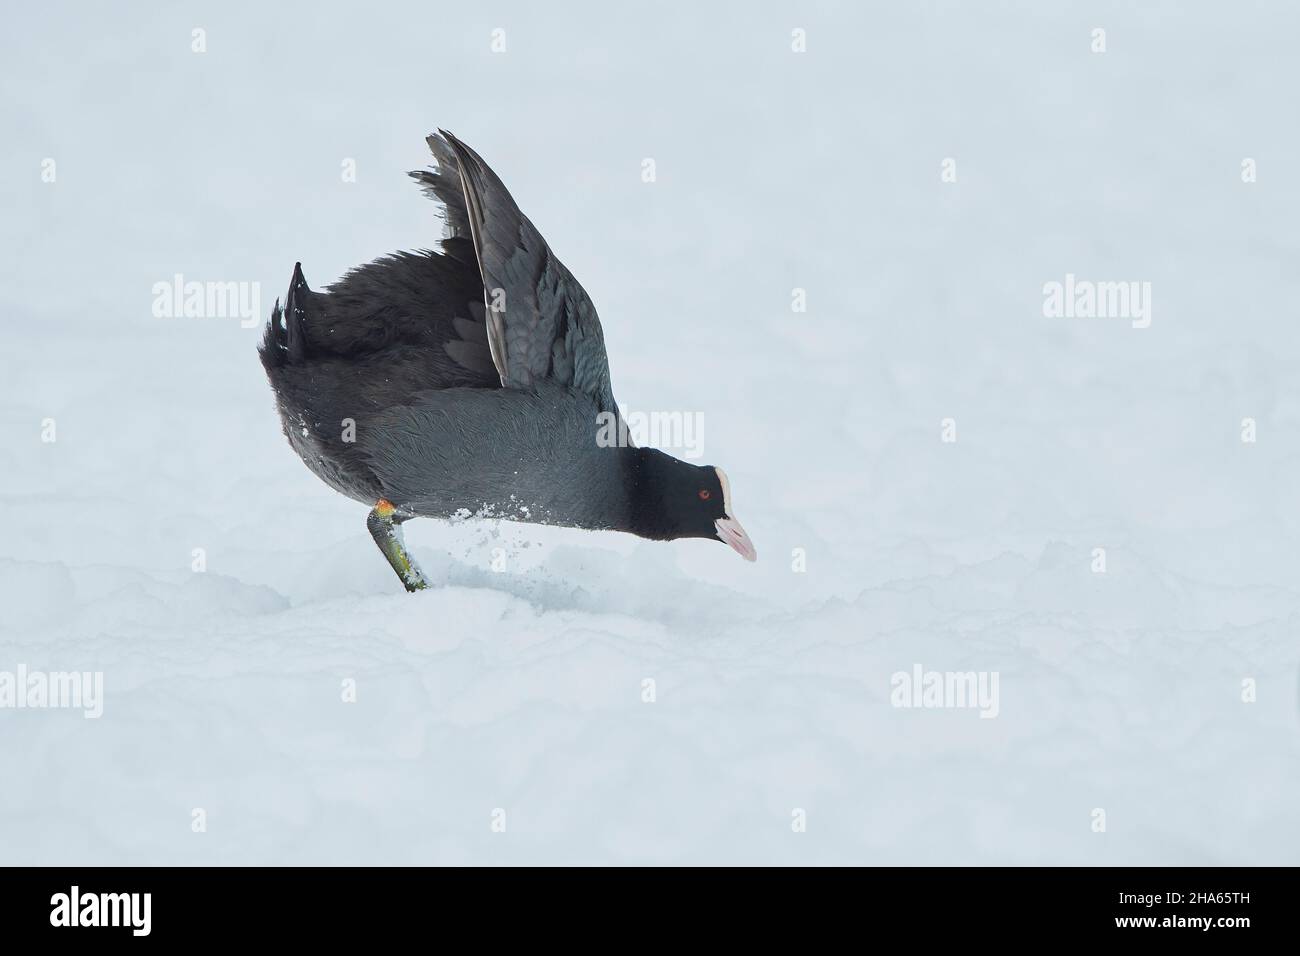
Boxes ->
[698,489,711,501]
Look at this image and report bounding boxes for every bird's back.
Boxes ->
[258,239,498,504]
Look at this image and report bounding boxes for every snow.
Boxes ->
[2,2,1298,864]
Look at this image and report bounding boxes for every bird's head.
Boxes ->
[631,450,757,561]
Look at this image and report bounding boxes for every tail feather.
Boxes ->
[258,263,312,369]
[284,262,310,364]
[258,297,284,369]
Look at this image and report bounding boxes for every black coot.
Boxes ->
[259,131,755,591]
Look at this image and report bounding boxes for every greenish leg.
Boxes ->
[367,499,430,592]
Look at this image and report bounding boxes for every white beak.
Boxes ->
[712,467,756,561]
[715,516,757,562]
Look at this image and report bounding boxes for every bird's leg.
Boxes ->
[367,499,430,592]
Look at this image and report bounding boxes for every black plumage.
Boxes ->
[260,130,755,591]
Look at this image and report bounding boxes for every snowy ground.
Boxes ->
[2,1,1299,864]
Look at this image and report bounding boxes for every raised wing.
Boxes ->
[412,130,617,414]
